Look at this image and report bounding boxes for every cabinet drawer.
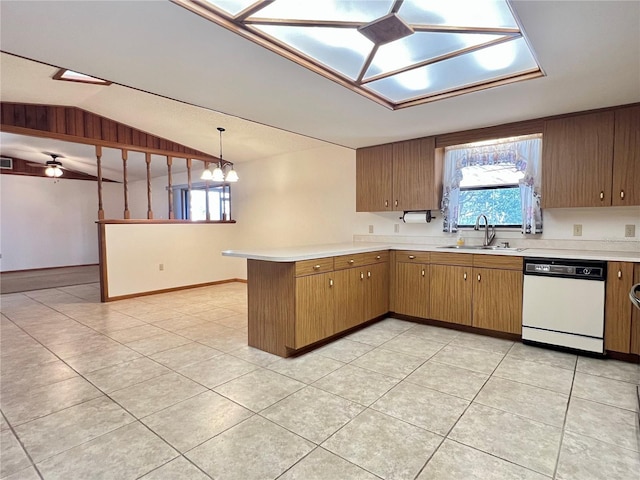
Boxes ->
[334,251,388,269]
[430,252,473,266]
[473,254,523,270]
[295,258,334,277]
[394,250,430,264]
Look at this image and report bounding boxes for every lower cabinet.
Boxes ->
[472,267,523,334]
[429,264,472,325]
[632,264,640,355]
[604,261,637,353]
[294,272,336,348]
[394,262,430,319]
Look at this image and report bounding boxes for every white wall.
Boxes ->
[0,174,122,271]
[104,223,244,298]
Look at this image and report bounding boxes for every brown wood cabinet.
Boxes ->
[394,261,430,319]
[356,137,439,212]
[294,272,336,348]
[472,267,523,334]
[604,261,636,353]
[612,105,640,206]
[429,264,473,325]
[356,144,393,212]
[541,111,615,208]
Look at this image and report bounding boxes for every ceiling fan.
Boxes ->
[27,153,68,178]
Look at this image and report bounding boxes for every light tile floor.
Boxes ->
[1,282,639,480]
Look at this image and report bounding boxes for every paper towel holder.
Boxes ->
[401,210,435,223]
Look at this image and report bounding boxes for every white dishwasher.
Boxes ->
[522,257,607,354]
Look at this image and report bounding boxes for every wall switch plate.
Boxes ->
[573,224,582,236]
[625,224,636,237]
[368,225,374,234]
[394,224,400,233]
[159,263,164,271]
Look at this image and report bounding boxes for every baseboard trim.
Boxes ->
[1,263,98,274]
[104,278,246,302]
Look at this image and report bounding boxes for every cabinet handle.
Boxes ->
[477,274,481,282]
[421,269,425,277]
[620,190,625,199]
[599,191,604,200]
[618,270,622,279]
[408,255,416,259]
[367,271,371,278]
[360,272,364,280]
[376,255,381,260]
[348,259,354,264]
[395,200,398,207]
[464,273,467,280]
[385,200,388,207]
[313,264,321,270]
[329,279,333,287]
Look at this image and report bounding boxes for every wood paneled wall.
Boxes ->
[0,102,220,163]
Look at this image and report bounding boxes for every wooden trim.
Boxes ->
[122,149,130,219]
[167,156,174,219]
[1,263,98,274]
[234,0,275,21]
[96,219,236,224]
[98,222,109,302]
[96,145,104,220]
[145,153,153,219]
[103,278,246,302]
[244,18,364,28]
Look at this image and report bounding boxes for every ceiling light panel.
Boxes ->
[176,0,542,109]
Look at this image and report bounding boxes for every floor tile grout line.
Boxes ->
[0,409,46,480]
[552,365,577,480]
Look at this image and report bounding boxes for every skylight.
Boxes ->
[53,69,111,85]
[174,0,543,109]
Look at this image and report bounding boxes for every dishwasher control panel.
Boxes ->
[524,258,606,281]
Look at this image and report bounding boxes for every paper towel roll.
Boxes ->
[402,211,433,224]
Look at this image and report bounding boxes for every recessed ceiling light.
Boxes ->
[53,68,112,85]
[174,0,543,110]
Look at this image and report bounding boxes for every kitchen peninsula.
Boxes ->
[223,243,640,358]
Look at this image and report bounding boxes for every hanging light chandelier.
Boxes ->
[201,127,239,182]
[45,154,64,178]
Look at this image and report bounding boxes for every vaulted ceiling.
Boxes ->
[1,0,639,175]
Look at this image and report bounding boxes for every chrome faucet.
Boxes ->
[474,214,496,246]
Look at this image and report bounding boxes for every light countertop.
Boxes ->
[222,242,640,263]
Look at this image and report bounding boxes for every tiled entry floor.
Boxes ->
[1,283,639,480]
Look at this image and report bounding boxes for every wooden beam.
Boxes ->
[122,149,130,219]
[96,145,104,220]
[145,152,153,219]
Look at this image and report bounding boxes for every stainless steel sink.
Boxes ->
[437,245,526,252]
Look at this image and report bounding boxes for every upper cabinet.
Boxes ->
[356,136,439,212]
[541,112,614,208]
[612,105,640,206]
[541,105,640,208]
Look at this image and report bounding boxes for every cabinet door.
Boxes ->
[631,264,640,355]
[393,137,438,211]
[473,268,523,334]
[356,144,393,212]
[604,261,634,353]
[394,262,429,318]
[541,112,614,208]
[334,268,365,333]
[429,264,472,325]
[365,262,390,320]
[294,273,335,348]
[612,105,640,206]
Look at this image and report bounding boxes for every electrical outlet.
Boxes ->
[368,225,374,234]
[159,263,164,271]
[573,224,582,236]
[625,224,636,238]
[394,224,400,233]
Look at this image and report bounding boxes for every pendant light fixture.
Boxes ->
[200,127,239,182]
